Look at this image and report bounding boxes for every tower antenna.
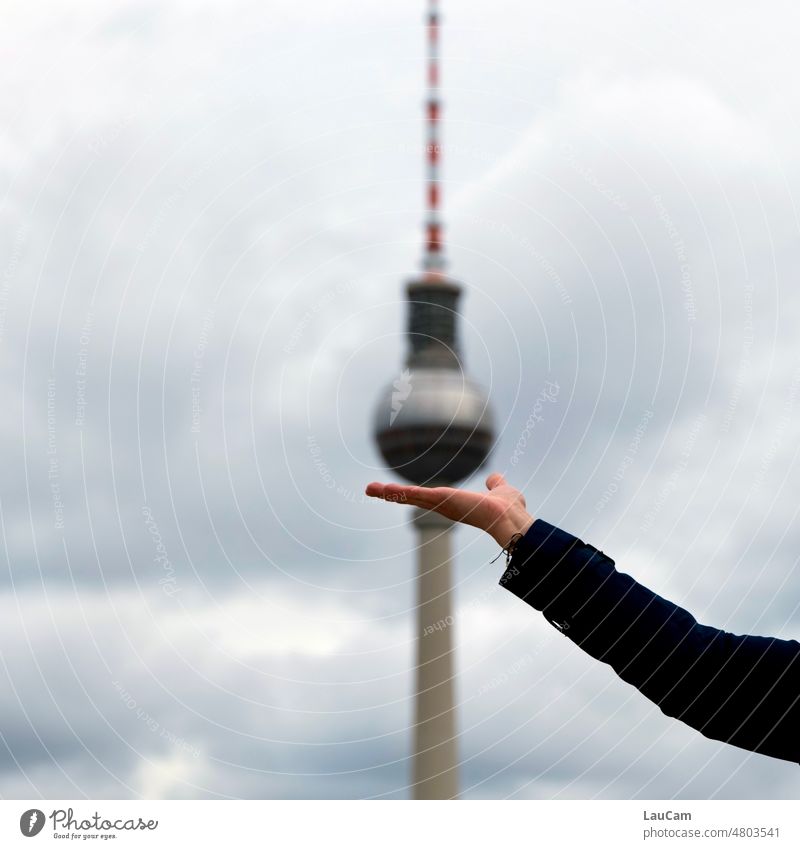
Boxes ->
[423,0,445,279]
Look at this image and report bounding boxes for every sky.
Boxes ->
[2,0,800,799]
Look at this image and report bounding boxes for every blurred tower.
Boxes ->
[372,0,495,799]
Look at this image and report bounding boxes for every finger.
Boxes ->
[365,482,456,509]
[365,482,410,502]
[485,472,506,491]
[364,482,425,505]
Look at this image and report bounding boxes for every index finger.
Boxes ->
[365,482,451,508]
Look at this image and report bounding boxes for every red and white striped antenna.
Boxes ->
[422,0,445,280]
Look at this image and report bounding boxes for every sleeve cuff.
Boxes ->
[498,518,616,631]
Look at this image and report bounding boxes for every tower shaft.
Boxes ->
[412,507,459,799]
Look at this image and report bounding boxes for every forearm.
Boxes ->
[499,519,800,764]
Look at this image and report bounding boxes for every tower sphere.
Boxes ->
[373,366,494,486]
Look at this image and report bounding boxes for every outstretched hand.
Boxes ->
[364,472,535,549]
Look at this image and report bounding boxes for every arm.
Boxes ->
[365,472,800,764]
[502,518,800,764]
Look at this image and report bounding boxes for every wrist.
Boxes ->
[491,509,535,549]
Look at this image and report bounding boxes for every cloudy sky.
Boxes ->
[2,0,800,799]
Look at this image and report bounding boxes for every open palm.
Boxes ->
[364,472,535,549]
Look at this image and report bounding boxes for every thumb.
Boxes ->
[485,472,507,491]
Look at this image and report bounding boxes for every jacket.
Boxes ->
[498,518,800,765]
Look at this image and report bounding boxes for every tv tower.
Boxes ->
[372,0,495,799]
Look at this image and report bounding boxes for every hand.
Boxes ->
[364,472,535,549]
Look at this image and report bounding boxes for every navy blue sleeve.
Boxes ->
[499,518,800,765]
